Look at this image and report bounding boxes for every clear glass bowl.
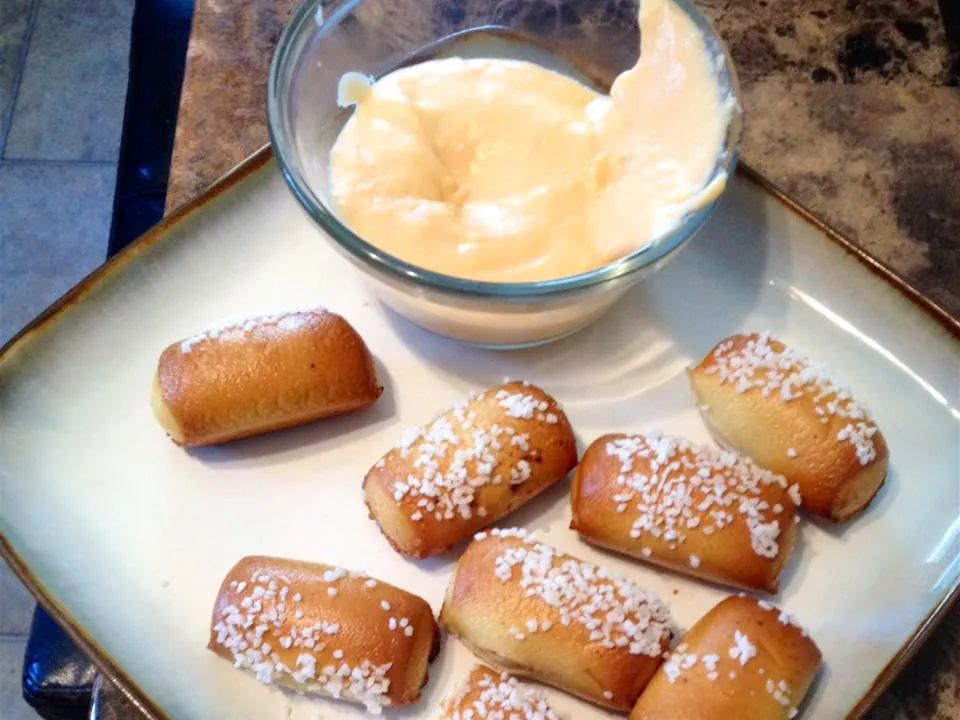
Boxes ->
[268,0,742,348]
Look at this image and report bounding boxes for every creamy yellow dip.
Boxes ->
[329,0,731,282]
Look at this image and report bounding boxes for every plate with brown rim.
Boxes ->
[1,148,958,719]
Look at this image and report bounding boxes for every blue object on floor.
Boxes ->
[21,607,97,720]
[21,1,194,718]
[109,0,195,255]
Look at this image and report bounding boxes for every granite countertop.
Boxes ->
[165,1,960,717]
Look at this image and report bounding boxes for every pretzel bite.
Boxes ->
[364,381,577,557]
[209,556,439,713]
[689,332,888,521]
[572,431,799,592]
[440,529,672,711]
[631,595,822,720]
[153,309,381,446]
[438,665,560,719]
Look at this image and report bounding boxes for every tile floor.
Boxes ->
[0,0,134,716]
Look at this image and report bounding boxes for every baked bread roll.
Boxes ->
[439,665,560,720]
[152,309,382,446]
[363,381,577,557]
[571,431,799,592]
[689,332,888,521]
[630,595,822,720]
[210,556,440,713]
[439,529,672,710]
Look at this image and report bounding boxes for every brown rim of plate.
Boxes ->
[0,145,958,720]
[0,535,164,720]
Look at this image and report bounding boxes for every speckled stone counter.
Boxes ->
[165,1,960,717]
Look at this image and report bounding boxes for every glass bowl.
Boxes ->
[268,0,742,348]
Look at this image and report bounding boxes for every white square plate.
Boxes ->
[2,152,958,719]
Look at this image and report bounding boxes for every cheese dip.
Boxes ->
[329,0,732,283]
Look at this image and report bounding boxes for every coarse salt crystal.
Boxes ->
[322,568,346,583]
[788,484,802,506]
[729,630,757,667]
